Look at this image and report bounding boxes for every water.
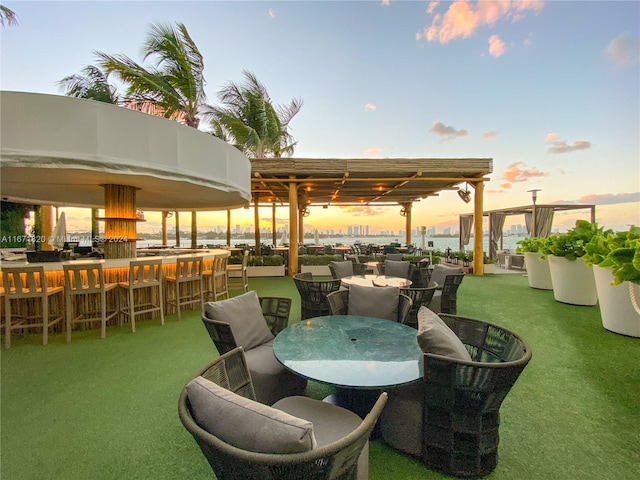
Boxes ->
[136,234,527,253]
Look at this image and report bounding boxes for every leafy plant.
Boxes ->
[483,255,495,264]
[249,255,283,267]
[227,254,244,265]
[584,225,640,285]
[301,254,343,266]
[516,237,547,253]
[540,220,607,260]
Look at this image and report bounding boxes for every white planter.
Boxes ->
[300,265,331,276]
[524,252,553,290]
[592,265,640,337]
[483,263,496,274]
[547,255,598,306]
[245,266,285,277]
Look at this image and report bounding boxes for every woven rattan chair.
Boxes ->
[179,347,387,480]
[328,261,367,279]
[326,289,412,324]
[429,273,465,314]
[202,294,306,405]
[399,286,439,328]
[378,261,416,280]
[293,273,341,320]
[380,314,532,478]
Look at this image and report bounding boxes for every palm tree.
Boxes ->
[0,5,18,26]
[207,70,303,158]
[58,65,120,104]
[96,22,206,128]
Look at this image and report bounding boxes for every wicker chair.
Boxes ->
[293,273,342,320]
[202,294,305,405]
[429,273,465,314]
[178,347,388,480]
[399,286,439,328]
[326,289,412,324]
[380,314,532,478]
[328,261,367,279]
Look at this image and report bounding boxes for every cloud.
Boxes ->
[574,192,640,206]
[545,134,592,154]
[500,161,547,186]
[421,0,544,44]
[363,147,383,156]
[268,9,275,18]
[605,32,640,65]
[340,206,386,216]
[364,103,377,111]
[481,130,498,139]
[488,34,506,57]
[430,121,469,140]
[381,0,390,6]
[426,1,439,15]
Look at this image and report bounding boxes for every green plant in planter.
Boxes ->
[584,225,640,285]
[540,220,607,260]
[249,255,284,267]
[301,254,343,266]
[228,254,244,265]
[516,237,547,253]
[483,255,495,264]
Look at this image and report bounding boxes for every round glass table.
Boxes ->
[340,274,412,288]
[273,315,422,389]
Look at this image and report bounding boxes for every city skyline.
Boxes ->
[2,1,638,233]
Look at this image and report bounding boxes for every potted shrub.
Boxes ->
[483,255,496,274]
[517,237,553,290]
[300,254,342,276]
[246,254,285,277]
[540,220,601,306]
[584,225,640,337]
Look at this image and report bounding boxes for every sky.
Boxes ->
[1,0,639,236]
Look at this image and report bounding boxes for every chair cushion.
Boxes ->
[204,291,274,351]
[384,260,410,279]
[416,307,472,361]
[428,264,464,289]
[331,261,354,279]
[348,284,399,321]
[186,376,317,454]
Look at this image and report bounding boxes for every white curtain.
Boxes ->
[459,215,474,250]
[489,212,506,259]
[525,208,554,238]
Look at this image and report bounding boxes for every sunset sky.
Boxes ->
[2,1,639,235]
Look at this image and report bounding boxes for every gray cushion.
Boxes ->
[384,260,410,279]
[204,291,273,351]
[416,307,472,361]
[348,284,399,321]
[428,264,464,289]
[186,376,317,454]
[331,261,354,279]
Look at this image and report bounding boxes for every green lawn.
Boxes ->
[1,274,639,479]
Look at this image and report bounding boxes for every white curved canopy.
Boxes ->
[0,91,251,210]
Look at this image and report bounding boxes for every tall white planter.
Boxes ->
[523,252,553,290]
[592,265,640,337]
[547,255,598,306]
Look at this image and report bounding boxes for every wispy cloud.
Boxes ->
[481,130,498,139]
[545,133,592,154]
[426,1,439,16]
[558,192,640,206]
[381,0,390,6]
[500,161,547,189]
[268,9,275,18]
[340,205,386,216]
[430,121,468,141]
[488,34,506,57]
[364,103,377,111]
[605,32,640,65]
[419,0,544,44]
[363,147,383,156]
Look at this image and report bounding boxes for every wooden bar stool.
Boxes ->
[203,255,229,302]
[226,250,249,293]
[63,263,119,342]
[165,256,204,321]
[3,265,64,348]
[119,258,164,332]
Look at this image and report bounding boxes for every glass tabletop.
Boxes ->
[340,274,412,288]
[273,315,422,389]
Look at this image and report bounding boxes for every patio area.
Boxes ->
[1,274,638,479]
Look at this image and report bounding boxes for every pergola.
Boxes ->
[248,157,493,276]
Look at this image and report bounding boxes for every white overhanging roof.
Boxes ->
[0,91,252,210]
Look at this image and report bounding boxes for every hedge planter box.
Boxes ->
[483,264,496,274]
[593,265,640,337]
[524,252,553,290]
[300,265,331,276]
[547,255,598,306]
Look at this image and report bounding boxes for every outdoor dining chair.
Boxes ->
[202,291,306,405]
[399,285,439,328]
[179,346,387,480]
[326,286,412,324]
[380,310,532,478]
[328,260,367,279]
[292,273,341,320]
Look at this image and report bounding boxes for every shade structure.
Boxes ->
[1,91,252,258]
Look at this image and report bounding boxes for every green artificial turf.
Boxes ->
[1,274,639,479]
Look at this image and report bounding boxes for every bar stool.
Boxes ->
[63,263,119,342]
[226,250,249,293]
[203,255,229,302]
[165,256,204,321]
[3,265,65,348]
[119,258,164,332]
